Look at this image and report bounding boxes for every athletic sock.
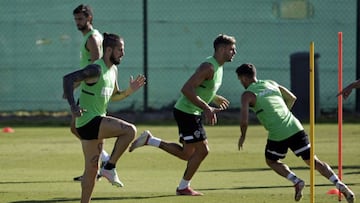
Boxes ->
[100,150,110,163]
[287,172,301,185]
[104,162,115,170]
[329,174,339,184]
[329,174,346,189]
[148,136,161,147]
[178,178,190,190]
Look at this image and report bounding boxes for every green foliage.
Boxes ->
[0,124,358,203]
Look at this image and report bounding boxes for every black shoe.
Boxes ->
[73,174,102,182]
[73,175,83,182]
[73,161,105,182]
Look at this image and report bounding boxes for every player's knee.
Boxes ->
[84,163,99,177]
[130,124,137,138]
[179,155,190,160]
[179,150,192,160]
[195,145,209,159]
[92,164,99,173]
[202,147,209,158]
[125,123,136,141]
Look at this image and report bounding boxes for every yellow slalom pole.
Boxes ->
[309,41,315,203]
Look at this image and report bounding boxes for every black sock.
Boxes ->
[104,162,115,170]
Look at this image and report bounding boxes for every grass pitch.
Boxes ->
[0,124,358,203]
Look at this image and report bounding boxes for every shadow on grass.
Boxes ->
[6,183,359,203]
[201,182,358,192]
[7,183,359,203]
[200,165,360,175]
[5,166,359,202]
[9,194,176,203]
[0,180,71,185]
[200,165,359,193]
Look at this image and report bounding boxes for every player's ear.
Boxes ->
[105,46,113,55]
[87,15,93,24]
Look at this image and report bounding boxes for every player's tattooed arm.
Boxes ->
[63,64,101,107]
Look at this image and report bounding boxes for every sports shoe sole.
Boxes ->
[129,130,151,152]
[294,181,305,201]
[100,168,124,187]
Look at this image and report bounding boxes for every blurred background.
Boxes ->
[0,0,357,123]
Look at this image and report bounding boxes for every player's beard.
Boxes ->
[77,24,87,31]
[110,51,121,65]
[227,54,235,62]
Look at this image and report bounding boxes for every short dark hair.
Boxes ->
[103,32,123,49]
[213,34,236,50]
[236,63,256,78]
[73,4,93,18]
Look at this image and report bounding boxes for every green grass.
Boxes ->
[0,124,358,203]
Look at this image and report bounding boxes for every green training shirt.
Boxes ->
[80,29,103,68]
[246,80,303,141]
[175,56,223,115]
[76,59,117,128]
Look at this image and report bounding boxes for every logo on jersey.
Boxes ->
[258,86,277,97]
[101,87,113,97]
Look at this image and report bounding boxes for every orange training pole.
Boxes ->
[338,31,343,201]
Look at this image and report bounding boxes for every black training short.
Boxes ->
[265,130,310,161]
[76,116,104,140]
[173,108,207,144]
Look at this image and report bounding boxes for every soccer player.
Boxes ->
[63,33,146,203]
[129,34,236,196]
[71,4,110,181]
[235,63,355,203]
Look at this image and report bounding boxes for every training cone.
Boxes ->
[2,127,15,133]
[327,188,340,195]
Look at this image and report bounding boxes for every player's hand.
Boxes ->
[204,107,217,125]
[337,88,352,99]
[238,135,246,150]
[213,95,230,110]
[71,104,86,117]
[129,74,146,93]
